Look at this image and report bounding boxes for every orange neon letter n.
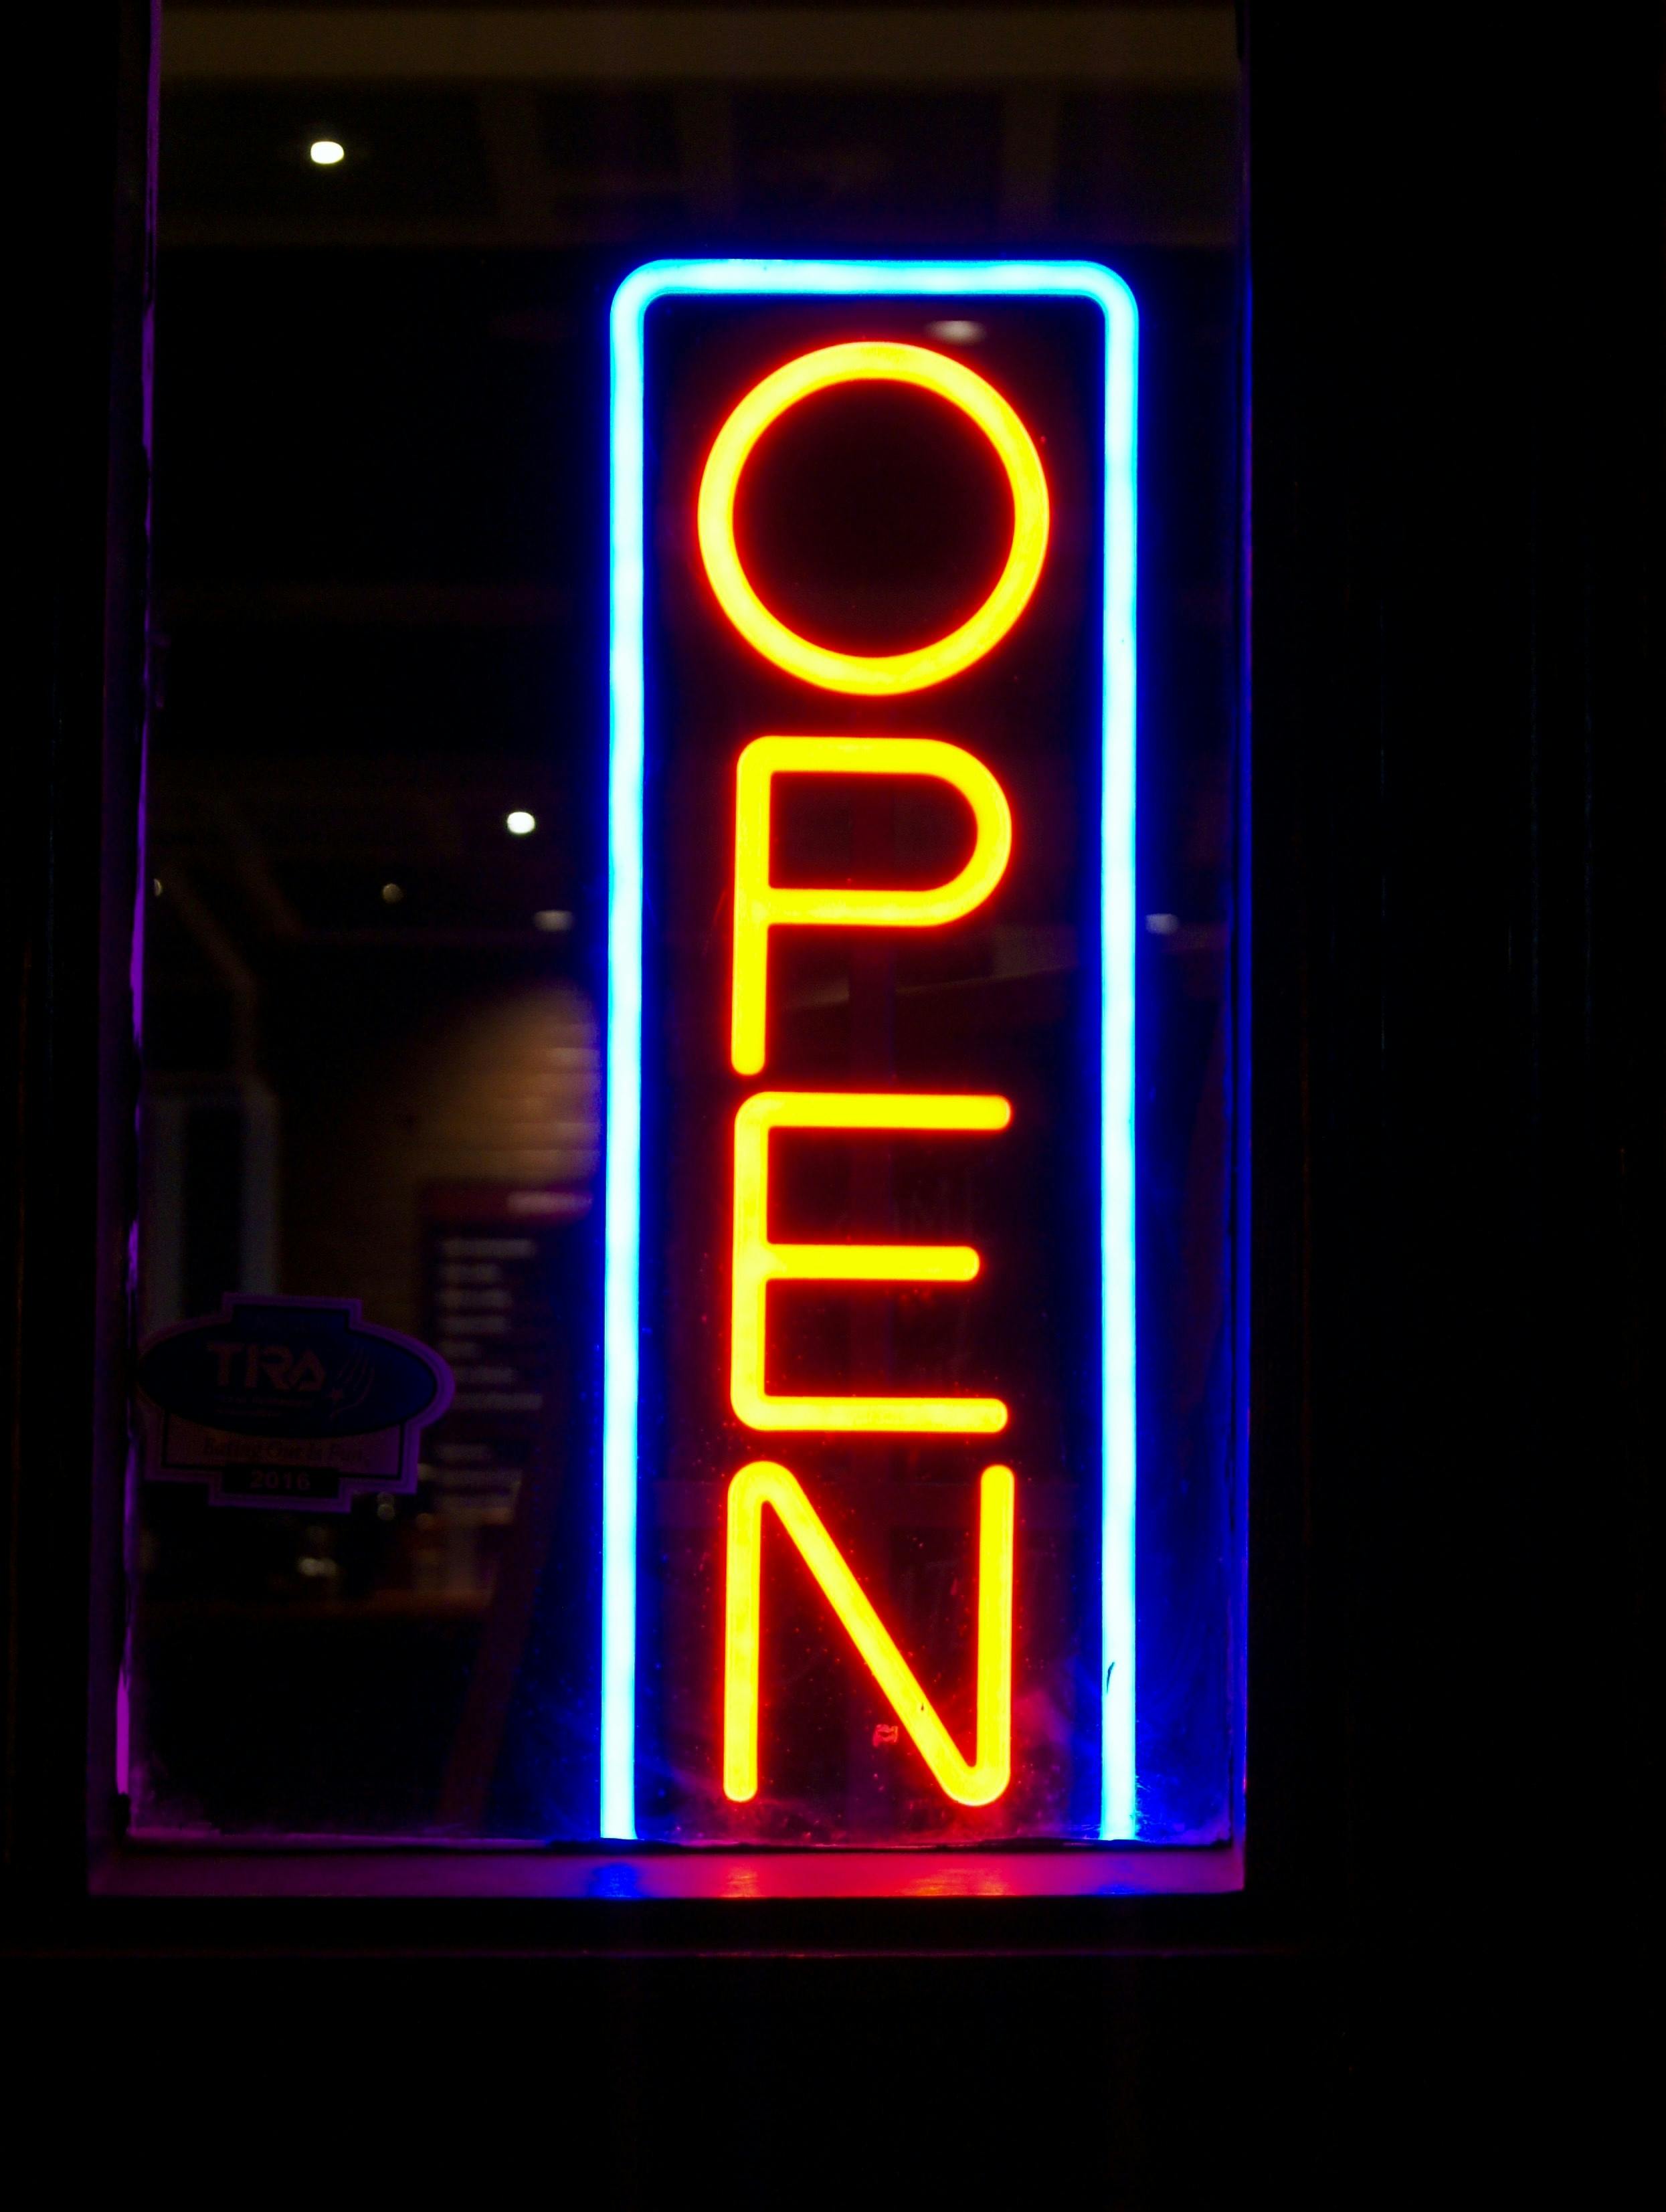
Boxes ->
[731,735,1012,1077]
[723,1459,1014,1806]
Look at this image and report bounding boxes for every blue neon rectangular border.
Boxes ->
[604,258,1137,1842]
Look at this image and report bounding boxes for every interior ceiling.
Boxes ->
[161,5,1240,248]
[150,3,1237,980]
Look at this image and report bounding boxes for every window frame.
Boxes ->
[7,0,1653,1974]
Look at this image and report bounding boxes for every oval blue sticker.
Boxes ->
[136,1296,454,1511]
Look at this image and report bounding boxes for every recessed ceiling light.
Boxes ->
[381,883,404,905]
[533,909,573,933]
[309,139,346,167]
[506,810,537,836]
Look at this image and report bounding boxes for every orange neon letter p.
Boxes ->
[731,1091,1010,1434]
[723,1459,1014,1806]
[730,735,1012,1077]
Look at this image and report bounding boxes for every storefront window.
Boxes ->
[131,5,1242,1865]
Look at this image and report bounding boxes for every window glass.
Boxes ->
[134,4,1240,1850]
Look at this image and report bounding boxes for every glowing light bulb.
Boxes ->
[309,140,345,167]
[381,883,403,905]
[506,810,536,836]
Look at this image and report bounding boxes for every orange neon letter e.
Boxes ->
[730,1090,1010,1434]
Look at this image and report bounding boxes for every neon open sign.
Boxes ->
[605,260,1137,1843]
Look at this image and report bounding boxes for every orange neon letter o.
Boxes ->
[697,341,1050,696]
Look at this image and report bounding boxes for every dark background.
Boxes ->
[4,1,1659,2198]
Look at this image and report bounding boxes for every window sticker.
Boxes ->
[136,1295,454,1512]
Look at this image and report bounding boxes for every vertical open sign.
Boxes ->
[605,262,1137,1843]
